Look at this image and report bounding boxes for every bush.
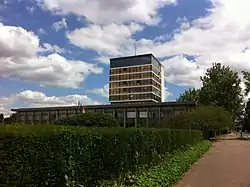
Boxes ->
[54,112,119,127]
[130,140,212,187]
[164,106,233,139]
[0,125,203,187]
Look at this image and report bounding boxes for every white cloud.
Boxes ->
[162,55,203,88]
[37,28,47,35]
[52,17,68,31]
[68,0,250,88]
[164,86,173,101]
[1,53,103,88]
[39,43,65,54]
[0,26,39,58]
[94,56,110,64]
[0,90,101,116]
[136,0,250,87]
[0,96,12,116]
[0,24,103,88]
[37,0,177,25]
[67,23,143,56]
[87,83,109,98]
[26,6,35,14]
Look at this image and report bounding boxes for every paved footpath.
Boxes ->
[174,136,250,187]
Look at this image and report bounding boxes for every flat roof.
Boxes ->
[11,101,196,112]
[110,53,163,69]
[110,53,154,61]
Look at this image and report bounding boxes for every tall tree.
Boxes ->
[177,88,200,103]
[242,71,250,96]
[199,63,243,119]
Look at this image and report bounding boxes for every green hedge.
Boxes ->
[130,140,211,187]
[0,125,203,187]
[54,112,119,127]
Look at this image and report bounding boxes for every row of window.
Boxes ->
[152,58,161,71]
[114,110,182,119]
[19,110,77,115]
[109,79,161,89]
[110,65,152,74]
[110,72,153,81]
[152,66,161,76]
[113,101,155,104]
[110,93,161,101]
[109,86,162,95]
[110,72,161,84]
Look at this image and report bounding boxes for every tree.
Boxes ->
[163,105,233,139]
[199,63,243,120]
[241,71,250,132]
[242,71,250,96]
[177,88,200,103]
[243,100,250,132]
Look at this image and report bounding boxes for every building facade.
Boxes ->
[11,102,196,127]
[109,54,164,104]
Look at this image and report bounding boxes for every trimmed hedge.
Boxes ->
[54,112,119,127]
[0,125,203,187]
[130,140,212,187]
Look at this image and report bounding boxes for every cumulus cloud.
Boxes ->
[0,25,39,58]
[52,17,68,31]
[162,56,203,88]
[0,25,103,88]
[67,23,143,56]
[0,90,101,116]
[164,87,173,101]
[66,0,250,88]
[39,43,65,54]
[87,84,109,98]
[37,0,177,25]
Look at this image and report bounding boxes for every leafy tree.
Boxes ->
[243,100,250,132]
[242,71,250,96]
[199,63,243,120]
[163,106,233,139]
[177,88,200,103]
[241,71,250,131]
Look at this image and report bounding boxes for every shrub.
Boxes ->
[130,140,212,187]
[0,125,203,187]
[164,106,233,138]
[54,112,119,127]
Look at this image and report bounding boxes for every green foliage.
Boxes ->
[199,62,243,119]
[244,100,250,132]
[0,125,203,187]
[177,88,200,103]
[54,112,119,127]
[164,106,233,138]
[129,140,211,187]
[242,71,250,96]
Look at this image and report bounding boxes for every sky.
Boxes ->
[1,0,250,116]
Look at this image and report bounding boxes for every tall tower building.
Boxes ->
[109,54,164,104]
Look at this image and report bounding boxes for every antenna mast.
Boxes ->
[134,40,137,56]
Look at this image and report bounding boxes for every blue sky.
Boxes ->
[0,0,250,115]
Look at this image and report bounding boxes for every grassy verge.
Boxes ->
[124,140,211,187]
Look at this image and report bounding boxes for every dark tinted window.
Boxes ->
[110,55,151,68]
